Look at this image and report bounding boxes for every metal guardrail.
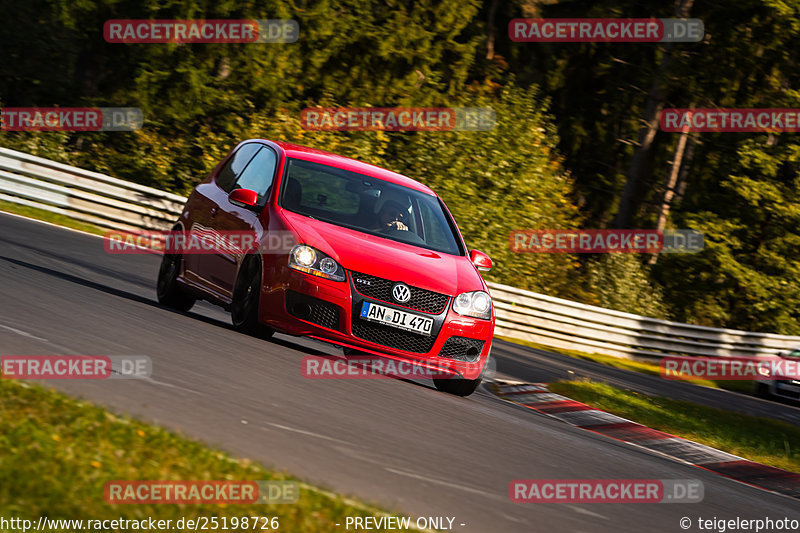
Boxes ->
[3,146,799,361]
[488,283,800,361]
[0,147,185,232]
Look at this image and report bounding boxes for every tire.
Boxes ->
[156,251,196,312]
[433,352,493,397]
[754,382,771,398]
[231,256,274,338]
[433,376,482,397]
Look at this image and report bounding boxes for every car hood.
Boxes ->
[282,210,484,296]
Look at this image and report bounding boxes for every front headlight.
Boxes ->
[289,245,345,282]
[452,290,492,320]
[293,245,316,267]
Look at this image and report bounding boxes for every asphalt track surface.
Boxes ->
[496,340,800,426]
[1,211,799,533]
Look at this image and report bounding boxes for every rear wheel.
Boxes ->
[231,256,274,338]
[156,252,195,312]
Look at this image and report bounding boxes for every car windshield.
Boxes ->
[279,158,463,255]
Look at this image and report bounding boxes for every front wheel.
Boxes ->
[433,352,493,397]
[433,376,482,397]
[231,256,274,339]
[754,382,772,398]
[156,252,196,312]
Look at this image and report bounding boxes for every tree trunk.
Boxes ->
[486,0,498,60]
[675,133,696,202]
[614,0,694,228]
[649,129,690,264]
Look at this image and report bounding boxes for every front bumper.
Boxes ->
[771,380,800,401]
[262,269,494,380]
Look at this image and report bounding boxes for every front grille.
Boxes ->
[286,291,340,330]
[439,336,484,362]
[350,271,449,314]
[351,320,436,353]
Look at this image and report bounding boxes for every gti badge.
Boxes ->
[392,283,411,303]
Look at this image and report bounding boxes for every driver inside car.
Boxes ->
[372,194,410,232]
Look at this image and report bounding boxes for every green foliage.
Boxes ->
[492,0,800,330]
[586,254,669,319]
[3,0,800,331]
[656,139,800,333]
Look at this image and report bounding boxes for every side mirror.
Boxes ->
[229,188,259,209]
[470,249,493,271]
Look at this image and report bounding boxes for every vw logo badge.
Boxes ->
[392,283,411,303]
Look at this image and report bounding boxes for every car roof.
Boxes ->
[248,139,436,195]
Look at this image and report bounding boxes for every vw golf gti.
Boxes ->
[157,139,495,396]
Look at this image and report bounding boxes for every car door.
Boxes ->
[184,142,262,297]
[198,144,279,300]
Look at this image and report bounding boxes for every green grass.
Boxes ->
[548,380,800,473]
[496,334,754,394]
[0,378,403,531]
[0,199,106,236]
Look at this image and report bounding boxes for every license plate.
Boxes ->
[359,302,433,336]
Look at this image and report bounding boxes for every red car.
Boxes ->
[157,139,495,396]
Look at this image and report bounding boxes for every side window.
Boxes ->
[418,198,452,250]
[233,146,278,205]
[215,143,261,193]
